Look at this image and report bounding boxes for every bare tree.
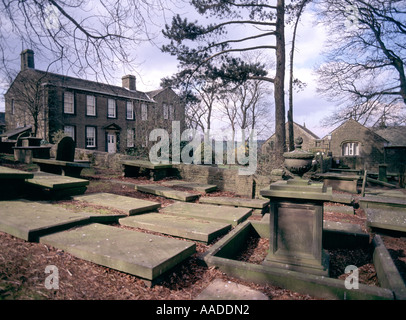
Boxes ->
[0,0,172,81]
[316,0,406,127]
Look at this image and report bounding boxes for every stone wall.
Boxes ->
[63,147,281,198]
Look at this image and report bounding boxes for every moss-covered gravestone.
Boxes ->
[56,136,75,162]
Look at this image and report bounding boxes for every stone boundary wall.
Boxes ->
[55,147,280,198]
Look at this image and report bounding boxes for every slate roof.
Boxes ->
[8,69,155,103]
[371,126,406,147]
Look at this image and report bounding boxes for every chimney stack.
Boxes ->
[122,75,136,91]
[21,49,35,71]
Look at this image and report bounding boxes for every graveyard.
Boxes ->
[0,136,405,301]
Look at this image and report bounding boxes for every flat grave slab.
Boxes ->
[119,213,231,244]
[135,184,199,202]
[0,200,90,242]
[199,196,269,209]
[0,166,34,199]
[366,208,406,233]
[0,166,34,179]
[161,202,252,227]
[25,171,89,198]
[359,195,406,211]
[162,180,217,193]
[324,204,354,215]
[39,223,196,285]
[195,279,269,300]
[73,192,161,215]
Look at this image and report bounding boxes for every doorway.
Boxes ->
[107,132,117,153]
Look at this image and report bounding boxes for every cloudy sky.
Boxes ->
[0,1,337,139]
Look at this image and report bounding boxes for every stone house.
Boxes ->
[261,121,320,154]
[4,50,185,154]
[321,119,406,172]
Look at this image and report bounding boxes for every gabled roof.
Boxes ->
[8,69,155,103]
[264,121,319,143]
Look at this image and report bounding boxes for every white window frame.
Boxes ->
[64,92,74,114]
[86,95,96,116]
[86,126,96,148]
[64,125,75,141]
[342,142,360,156]
[141,103,148,121]
[127,128,135,147]
[126,101,134,120]
[108,99,116,118]
[163,103,169,120]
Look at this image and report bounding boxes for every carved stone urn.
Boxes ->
[283,137,314,179]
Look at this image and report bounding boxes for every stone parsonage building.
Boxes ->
[5,50,185,153]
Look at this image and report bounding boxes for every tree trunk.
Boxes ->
[274,0,286,166]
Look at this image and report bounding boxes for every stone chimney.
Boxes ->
[122,75,136,91]
[21,49,35,71]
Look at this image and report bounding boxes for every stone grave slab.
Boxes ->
[195,279,269,300]
[135,184,199,202]
[0,166,34,199]
[199,196,270,209]
[39,223,196,285]
[161,202,252,227]
[0,165,34,179]
[324,204,354,215]
[366,208,406,233]
[25,171,89,199]
[119,213,231,244]
[0,200,91,242]
[73,192,161,215]
[162,180,217,193]
[359,195,406,211]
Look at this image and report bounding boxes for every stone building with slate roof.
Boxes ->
[261,121,320,154]
[4,50,185,153]
[321,119,406,172]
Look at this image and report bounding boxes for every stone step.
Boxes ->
[119,213,231,244]
[199,196,269,210]
[0,200,91,242]
[73,192,161,215]
[161,180,217,193]
[0,165,34,179]
[366,208,406,233]
[25,171,89,199]
[39,223,196,286]
[135,184,199,202]
[161,202,252,227]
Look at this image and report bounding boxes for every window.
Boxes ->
[163,103,169,120]
[127,128,135,147]
[64,125,75,141]
[86,95,96,116]
[342,142,360,156]
[108,99,116,118]
[169,104,175,120]
[126,101,134,120]
[141,103,147,121]
[86,126,96,148]
[11,99,15,115]
[64,92,74,114]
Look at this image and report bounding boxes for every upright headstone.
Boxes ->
[56,136,75,162]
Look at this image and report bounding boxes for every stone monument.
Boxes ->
[260,137,332,276]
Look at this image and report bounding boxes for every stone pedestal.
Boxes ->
[260,178,332,276]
